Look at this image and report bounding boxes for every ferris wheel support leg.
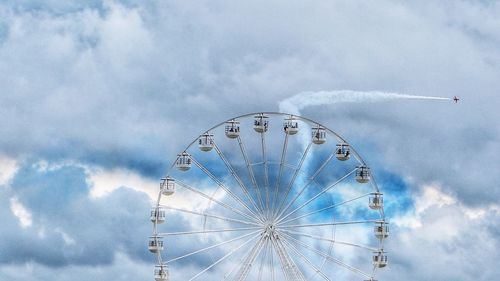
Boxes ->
[276,168,357,224]
[232,236,267,281]
[256,239,270,281]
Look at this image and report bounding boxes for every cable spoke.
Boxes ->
[280,228,378,251]
[165,230,261,264]
[276,168,357,224]
[270,234,306,281]
[271,131,289,218]
[273,142,312,220]
[158,226,261,236]
[275,147,335,221]
[212,140,266,220]
[236,135,267,219]
[280,234,332,281]
[232,236,266,281]
[160,205,261,227]
[260,130,271,220]
[279,220,382,229]
[279,192,372,225]
[175,179,259,224]
[188,157,264,223]
[223,234,265,281]
[280,231,372,279]
[257,239,269,281]
[188,233,261,281]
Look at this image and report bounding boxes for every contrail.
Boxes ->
[279,90,450,115]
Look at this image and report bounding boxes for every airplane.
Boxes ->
[453,96,460,103]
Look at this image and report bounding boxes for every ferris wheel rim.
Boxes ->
[163,112,378,190]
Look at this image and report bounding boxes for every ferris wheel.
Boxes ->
[149,112,388,281]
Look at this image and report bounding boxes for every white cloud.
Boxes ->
[0,156,17,186]
[9,196,32,228]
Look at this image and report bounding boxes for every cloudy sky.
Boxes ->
[1,1,499,280]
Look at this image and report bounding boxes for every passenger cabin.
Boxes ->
[150,207,166,224]
[374,222,389,239]
[225,119,240,139]
[154,265,169,281]
[148,237,164,253]
[356,165,371,183]
[283,117,299,135]
[335,143,350,161]
[198,132,214,152]
[254,114,269,133]
[311,126,326,144]
[369,193,383,209]
[176,152,191,171]
[373,252,388,268]
[160,177,175,196]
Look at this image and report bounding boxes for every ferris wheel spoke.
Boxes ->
[256,239,269,281]
[190,157,265,223]
[158,226,262,236]
[279,192,372,225]
[279,219,382,229]
[160,205,261,227]
[270,234,306,281]
[188,233,261,281]
[165,230,262,264]
[280,228,378,251]
[271,131,290,218]
[276,167,357,224]
[279,233,332,281]
[269,236,276,281]
[236,136,267,219]
[275,149,336,221]
[260,131,271,219]
[222,234,265,281]
[232,236,266,281]
[273,142,312,220]
[175,179,260,224]
[280,231,372,279]
[212,140,266,220]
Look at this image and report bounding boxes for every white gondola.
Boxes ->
[373,251,388,268]
[374,222,389,239]
[175,152,191,171]
[311,126,326,144]
[356,165,371,183]
[154,265,169,281]
[150,207,166,224]
[225,119,240,139]
[335,142,350,161]
[160,177,175,196]
[283,117,299,135]
[148,237,164,253]
[198,132,214,152]
[369,193,383,209]
[254,114,269,133]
